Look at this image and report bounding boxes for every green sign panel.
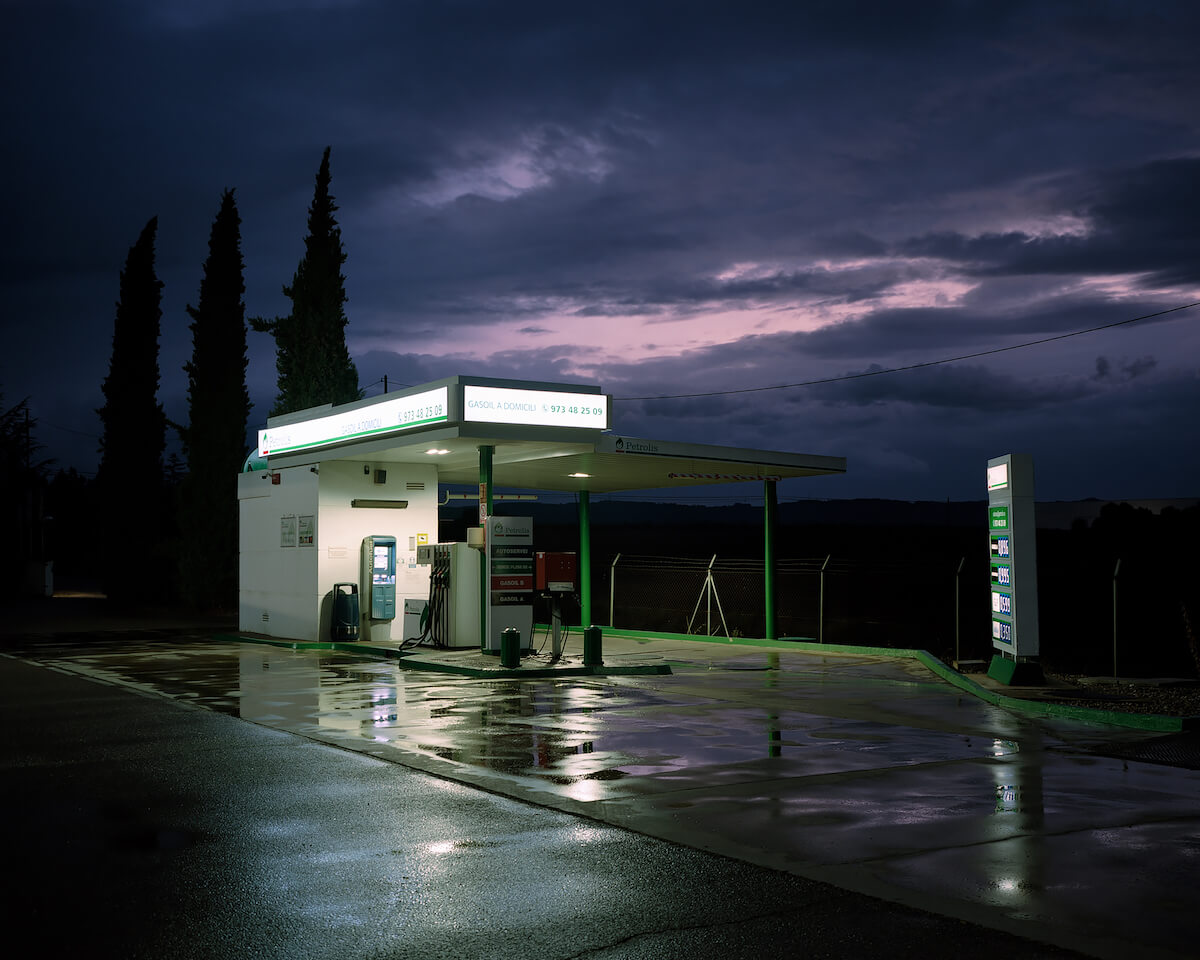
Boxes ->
[986,454,1039,659]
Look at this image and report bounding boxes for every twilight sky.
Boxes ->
[2,0,1198,502]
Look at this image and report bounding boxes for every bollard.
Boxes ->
[500,627,521,669]
[583,625,603,667]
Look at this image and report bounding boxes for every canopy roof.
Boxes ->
[260,376,845,493]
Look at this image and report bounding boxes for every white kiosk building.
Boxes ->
[238,375,845,646]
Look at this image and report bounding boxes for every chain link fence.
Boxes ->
[604,549,1199,676]
[606,553,981,658]
[609,552,1003,662]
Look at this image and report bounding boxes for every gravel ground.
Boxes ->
[1037,674,1200,718]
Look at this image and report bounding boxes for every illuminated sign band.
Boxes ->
[464,385,608,429]
[259,387,449,456]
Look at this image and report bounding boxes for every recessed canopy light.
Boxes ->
[568,472,591,478]
[425,448,450,455]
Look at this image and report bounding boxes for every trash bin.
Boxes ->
[331,583,359,641]
[500,627,521,668]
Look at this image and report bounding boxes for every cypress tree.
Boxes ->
[97,217,166,602]
[178,189,250,610]
[253,146,360,416]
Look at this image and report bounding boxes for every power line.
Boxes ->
[617,299,1200,402]
[41,420,99,439]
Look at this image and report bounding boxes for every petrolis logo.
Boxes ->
[613,437,659,454]
[490,518,532,540]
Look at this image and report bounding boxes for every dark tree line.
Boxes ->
[1,395,53,592]
[75,147,358,610]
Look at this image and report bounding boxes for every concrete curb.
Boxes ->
[603,627,1196,732]
[213,633,671,679]
[781,639,1196,732]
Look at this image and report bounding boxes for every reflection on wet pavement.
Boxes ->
[11,633,1200,960]
[16,636,1045,797]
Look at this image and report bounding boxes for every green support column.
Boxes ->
[764,479,778,640]
[579,490,592,627]
[478,445,494,650]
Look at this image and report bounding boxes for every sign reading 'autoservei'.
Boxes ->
[464,385,609,430]
[259,387,449,456]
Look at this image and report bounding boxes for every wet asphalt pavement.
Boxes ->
[3,621,1198,959]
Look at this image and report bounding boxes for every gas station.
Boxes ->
[238,375,846,650]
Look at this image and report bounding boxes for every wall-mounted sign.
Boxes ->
[464,385,608,430]
[298,515,314,547]
[280,515,297,548]
[258,387,449,457]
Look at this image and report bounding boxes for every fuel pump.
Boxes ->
[536,551,577,660]
[412,542,480,648]
[403,546,446,648]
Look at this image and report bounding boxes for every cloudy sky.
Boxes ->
[2,0,1198,502]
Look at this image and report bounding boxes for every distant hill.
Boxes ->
[483,497,1199,531]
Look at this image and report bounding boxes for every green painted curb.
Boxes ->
[585,628,1196,733]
